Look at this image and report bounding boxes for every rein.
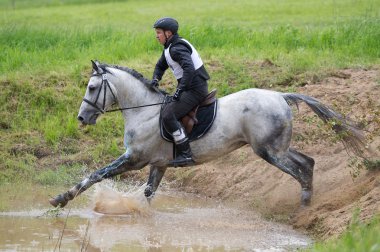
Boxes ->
[83,72,171,114]
[106,101,169,113]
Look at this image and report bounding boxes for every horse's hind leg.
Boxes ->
[256,147,315,206]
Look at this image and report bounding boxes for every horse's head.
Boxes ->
[77,60,117,125]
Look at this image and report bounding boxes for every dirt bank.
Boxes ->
[162,67,380,239]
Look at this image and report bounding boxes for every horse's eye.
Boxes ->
[88,85,96,91]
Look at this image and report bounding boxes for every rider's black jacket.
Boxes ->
[153,34,210,91]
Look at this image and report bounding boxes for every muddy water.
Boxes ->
[0,182,311,251]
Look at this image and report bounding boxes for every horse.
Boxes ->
[49,60,365,208]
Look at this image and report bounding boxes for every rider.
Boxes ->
[151,17,210,166]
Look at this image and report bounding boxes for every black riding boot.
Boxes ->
[171,139,195,167]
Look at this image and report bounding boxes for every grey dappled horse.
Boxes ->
[49,61,364,208]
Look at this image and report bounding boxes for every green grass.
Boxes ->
[305,213,380,252]
[35,163,85,185]
[1,0,379,77]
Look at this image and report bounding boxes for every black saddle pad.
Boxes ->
[160,99,218,143]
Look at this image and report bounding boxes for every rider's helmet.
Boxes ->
[153,17,179,34]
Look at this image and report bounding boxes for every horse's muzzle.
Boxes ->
[77,113,99,125]
[77,115,85,123]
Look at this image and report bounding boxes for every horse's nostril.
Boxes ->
[77,116,84,122]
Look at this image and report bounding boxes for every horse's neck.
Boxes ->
[109,68,162,127]
[109,69,162,108]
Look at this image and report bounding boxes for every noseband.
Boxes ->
[83,72,117,114]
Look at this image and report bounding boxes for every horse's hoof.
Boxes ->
[144,185,154,198]
[49,194,68,208]
[301,189,312,207]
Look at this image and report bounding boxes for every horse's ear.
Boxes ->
[91,60,99,72]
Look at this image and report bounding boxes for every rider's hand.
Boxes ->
[150,78,159,88]
[173,88,182,101]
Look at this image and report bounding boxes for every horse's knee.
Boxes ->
[89,172,103,182]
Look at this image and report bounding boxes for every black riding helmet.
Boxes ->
[153,17,179,34]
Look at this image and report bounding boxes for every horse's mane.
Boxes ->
[96,62,168,95]
[99,63,151,85]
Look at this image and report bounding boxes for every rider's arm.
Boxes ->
[170,44,195,90]
[152,51,168,81]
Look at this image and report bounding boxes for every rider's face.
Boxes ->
[155,28,172,45]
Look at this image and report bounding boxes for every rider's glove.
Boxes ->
[150,78,159,88]
[173,88,182,101]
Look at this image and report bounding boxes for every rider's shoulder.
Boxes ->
[170,39,192,54]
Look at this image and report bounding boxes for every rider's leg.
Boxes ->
[162,89,206,166]
[162,104,195,166]
[172,125,194,166]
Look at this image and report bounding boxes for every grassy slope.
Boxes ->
[0,0,379,249]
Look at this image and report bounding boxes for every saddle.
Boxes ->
[181,89,217,134]
[160,89,218,142]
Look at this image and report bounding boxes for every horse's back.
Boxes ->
[217,88,292,143]
[218,88,290,117]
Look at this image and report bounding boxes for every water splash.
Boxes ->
[91,181,150,216]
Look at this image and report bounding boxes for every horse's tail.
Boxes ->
[282,93,366,157]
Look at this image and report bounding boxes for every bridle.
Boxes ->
[82,72,117,114]
[82,70,171,114]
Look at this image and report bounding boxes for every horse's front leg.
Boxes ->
[144,166,167,201]
[49,152,142,208]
